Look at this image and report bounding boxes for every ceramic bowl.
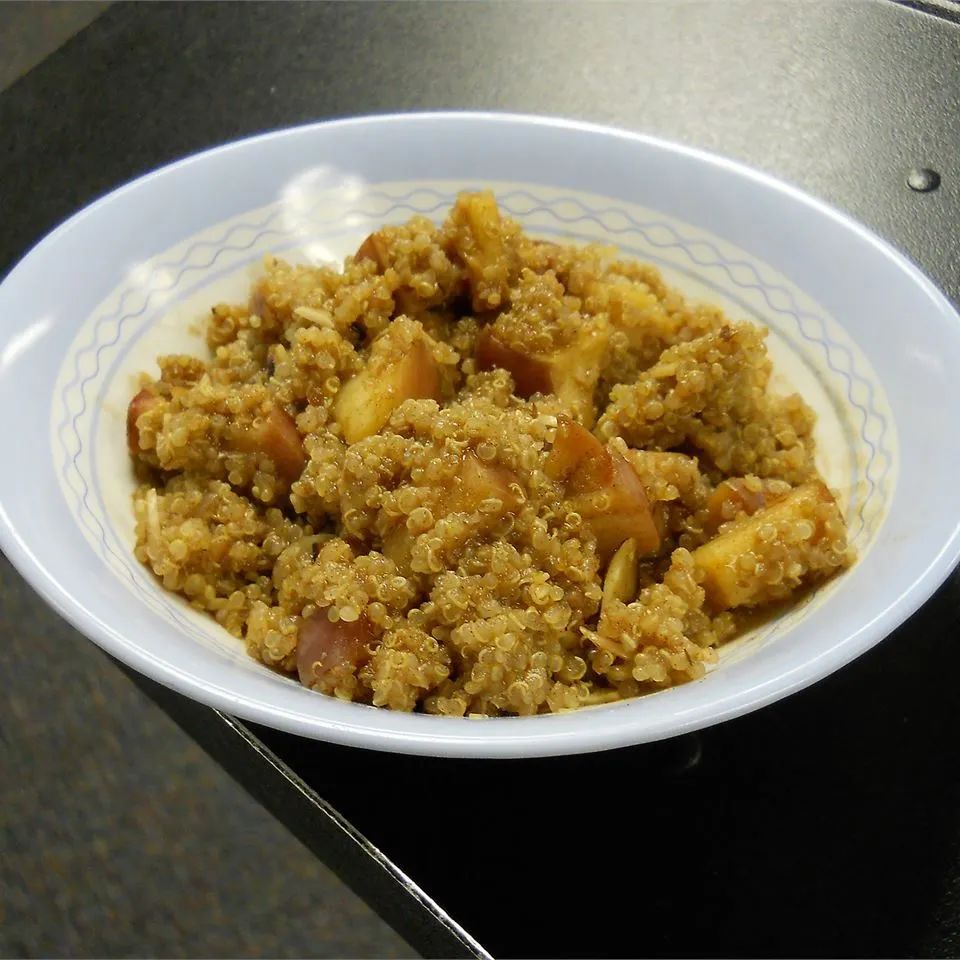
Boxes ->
[1,113,958,756]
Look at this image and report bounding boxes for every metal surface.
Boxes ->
[2,1,960,956]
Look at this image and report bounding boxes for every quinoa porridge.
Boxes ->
[126,192,853,716]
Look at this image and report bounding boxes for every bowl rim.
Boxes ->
[3,109,960,757]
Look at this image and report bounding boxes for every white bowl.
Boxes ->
[1,113,958,757]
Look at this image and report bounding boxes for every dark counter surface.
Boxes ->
[3,2,960,956]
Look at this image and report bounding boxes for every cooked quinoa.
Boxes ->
[127,192,853,716]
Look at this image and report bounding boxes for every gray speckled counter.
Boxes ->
[3,2,960,957]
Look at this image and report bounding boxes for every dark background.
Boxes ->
[2,2,960,957]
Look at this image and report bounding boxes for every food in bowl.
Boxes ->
[126,192,853,716]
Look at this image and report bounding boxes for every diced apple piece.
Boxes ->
[543,327,609,425]
[354,231,390,270]
[573,452,661,561]
[544,415,604,484]
[602,537,639,612]
[231,407,306,483]
[334,332,442,444]
[445,453,522,517]
[476,324,608,424]
[127,388,162,455]
[449,192,509,311]
[475,328,553,396]
[544,417,611,491]
[546,418,660,561]
[297,611,374,689]
[693,481,846,611]
[704,477,789,534]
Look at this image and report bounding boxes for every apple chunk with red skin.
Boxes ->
[475,328,553,396]
[126,388,162,454]
[297,611,374,690]
[474,325,608,425]
[128,386,307,485]
[446,452,522,516]
[230,407,307,483]
[545,417,660,561]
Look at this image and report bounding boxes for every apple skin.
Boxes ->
[475,327,553,397]
[475,326,608,425]
[231,407,307,484]
[297,611,374,688]
[126,388,162,455]
[546,417,660,562]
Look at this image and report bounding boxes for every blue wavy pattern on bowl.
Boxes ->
[55,185,895,655]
